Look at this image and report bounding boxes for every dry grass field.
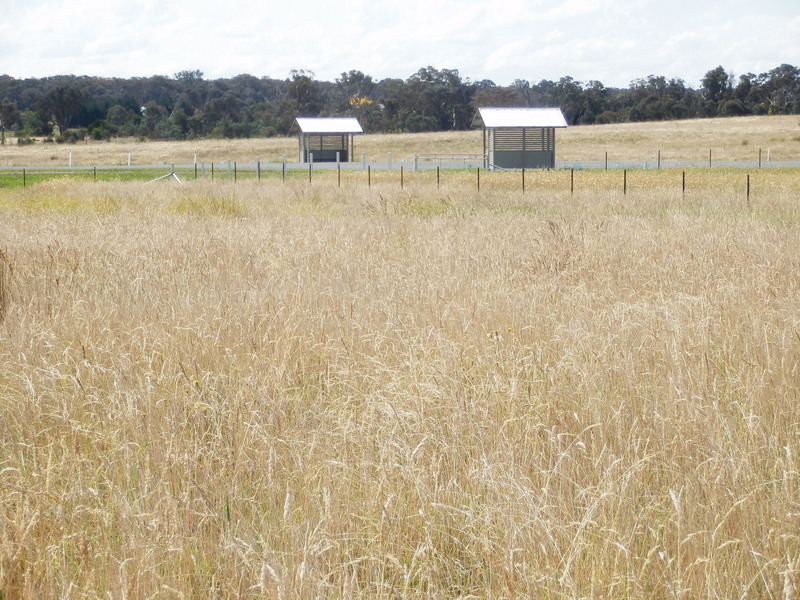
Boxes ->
[2,117,800,599]
[1,114,799,167]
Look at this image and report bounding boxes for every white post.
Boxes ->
[127,150,132,167]
[388,152,392,170]
[193,149,197,166]
[69,149,72,167]
[336,151,340,165]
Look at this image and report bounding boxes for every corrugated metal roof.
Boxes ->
[294,117,364,134]
[472,107,568,129]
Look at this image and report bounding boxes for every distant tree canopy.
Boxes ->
[0,97,21,145]
[0,64,797,142]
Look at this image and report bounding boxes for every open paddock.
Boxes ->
[1,114,799,168]
[2,175,800,598]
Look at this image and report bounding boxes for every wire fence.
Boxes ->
[3,160,798,204]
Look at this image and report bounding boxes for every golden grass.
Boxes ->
[561,114,800,163]
[2,114,798,167]
[0,249,7,325]
[2,173,800,598]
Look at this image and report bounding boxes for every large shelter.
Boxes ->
[293,117,363,163]
[472,107,567,170]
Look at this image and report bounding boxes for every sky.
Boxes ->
[1,0,797,89]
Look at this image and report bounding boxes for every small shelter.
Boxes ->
[472,107,567,170]
[293,117,363,163]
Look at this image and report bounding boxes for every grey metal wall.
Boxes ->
[487,127,556,169]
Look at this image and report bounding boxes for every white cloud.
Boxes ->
[0,0,796,87]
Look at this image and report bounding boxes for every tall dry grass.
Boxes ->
[1,174,800,598]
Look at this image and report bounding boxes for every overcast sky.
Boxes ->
[1,0,797,89]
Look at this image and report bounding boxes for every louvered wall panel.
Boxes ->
[305,134,348,151]
[490,128,555,152]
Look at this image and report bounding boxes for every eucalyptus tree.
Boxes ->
[0,98,21,144]
[36,85,87,136]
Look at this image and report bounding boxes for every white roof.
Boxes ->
[473,107,568,129]
[294,117,363,134]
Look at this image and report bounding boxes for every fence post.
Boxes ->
[623,169,627,195]
[605,151,608,171]
[308,162,312,183]
[522,168,525,194]
[657,150,661,169]
[437,166,440,189]
[257,159,261,181]
[338,163,341,188]
[747,174,750,203]
[708,149,712,168]
[23,168,26,187]
[571,168,574,194]
[368,165,371,188]
[477,167,480,192]
[400,166,404,189]
[682,171,686,197]
[759,148,762,168]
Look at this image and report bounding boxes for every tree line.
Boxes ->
[0,64,798,144]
